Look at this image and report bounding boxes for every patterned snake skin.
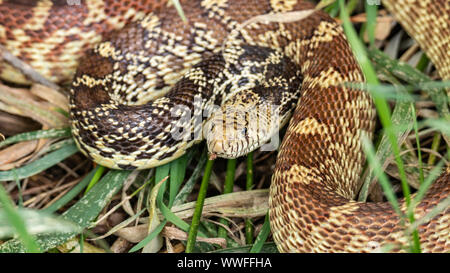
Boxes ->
[0,0,449,252]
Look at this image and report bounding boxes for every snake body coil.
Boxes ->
[0,0,449,252]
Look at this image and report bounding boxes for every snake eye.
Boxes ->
[241,127,247,136]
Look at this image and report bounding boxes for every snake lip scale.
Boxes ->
[0,0,449,252]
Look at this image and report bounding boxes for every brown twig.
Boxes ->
[0,45,60,90]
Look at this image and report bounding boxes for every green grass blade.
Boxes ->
[345,0,358,16]
[415,53,430,72]
[128,220,167,253]
[423,119,450,136]
[339,1,420,252]
[0,142,79,181]
[0,170,131,253]
[362,137,402,216]
[411,106,424,184]
[321,0,339,17]
[185,158,214,253]
[245,152,254,245]
[84,165,105,194]
[158,200,207,238]
[0,208,81,239]
[169,153,188,208]
[0,184,41,252]
[63,170,131,227]
[358,89,414,202]
[0,128,71,148]
[218,159,236,240]
[427,133,442,165]
[339,0,378,84]
[249,212,271,253]
[155,163,170,203]
[173,148,208,206]
[365,0,377,46]
[407,195,450,235]
[368,48,450,119]
[43,166,99,213]
[412,161,444,206]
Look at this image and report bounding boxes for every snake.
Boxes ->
[0,0,449,252]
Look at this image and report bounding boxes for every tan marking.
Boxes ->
[25,0,52,31]
[270,0,298,12]
[95,41,122,60]
[73,74,111,88]
[291,117,331,137]
[201,0,228,10]
[140,13,161,32]
[284,164,321,186]
[302,67,363,90]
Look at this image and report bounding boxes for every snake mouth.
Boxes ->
[203,110,253,159]
[206,139,252,159]
[205,126,247,159]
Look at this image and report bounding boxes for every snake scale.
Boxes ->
[0,0,449,252]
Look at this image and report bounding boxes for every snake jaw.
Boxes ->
[210,139,226,157]
[204,110,251,159]
[205,132,245,159]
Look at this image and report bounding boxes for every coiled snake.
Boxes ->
[0,0,449,252]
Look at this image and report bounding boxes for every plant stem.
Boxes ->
[185,158,214,253]
[217,159,236,241]
[245,152,254,244]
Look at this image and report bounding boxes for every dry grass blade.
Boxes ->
[57,237,105,253]
[162,226,227,248]
[0,140,40,170]
[92,171,149,228]
[113,223,148,243]
[167,189,269,220]
[0,84,67,128]
[113,224,227,248]
[107,189,268,248]
[30,84,69,113]
[22,179,80,208]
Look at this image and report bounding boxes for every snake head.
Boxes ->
[204,101,280,159]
